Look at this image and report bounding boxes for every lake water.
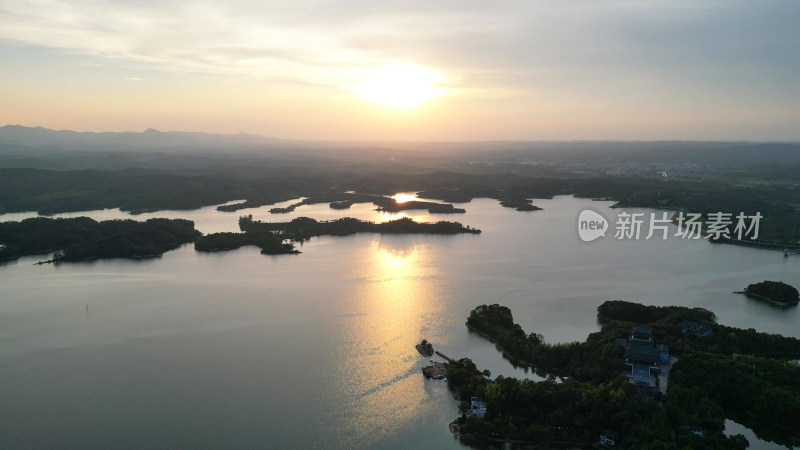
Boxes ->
[1,195,798,448]
[725,420,788,450]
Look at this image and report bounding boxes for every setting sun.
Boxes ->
[392,193,418,203]
[351,65,442,109]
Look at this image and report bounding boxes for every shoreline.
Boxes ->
[711,237,800,251]
[733,291,799,307]
[450,421,601,450]
[466,324,564,378]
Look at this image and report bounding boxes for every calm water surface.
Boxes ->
[1,195,798,448]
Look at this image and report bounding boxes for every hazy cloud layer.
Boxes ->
[1,0,799,139]
[3,1,798,90]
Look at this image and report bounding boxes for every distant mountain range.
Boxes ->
[0,125,430,172]
[0,125,283,150]
[2,124,800,167]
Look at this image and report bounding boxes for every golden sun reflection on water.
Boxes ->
[391,192,419,204]
[331,237,450,446]
[380,192,435,224]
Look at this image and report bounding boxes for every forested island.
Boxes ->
[195,215,480,255]
[0,217,200,262]
[740,280,799,306]
[197,214,480,255]
[329,200,353,209]
[238,215,480,241]
[446,301,800,449]
[498,198,544,211]
[0,213,479,263]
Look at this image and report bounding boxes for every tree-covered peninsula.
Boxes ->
[0,217,200,262]
[742,280,799,306]
[447,301,800,449]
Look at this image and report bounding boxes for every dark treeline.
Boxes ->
[597,300,716,324]
[450,302,800,448]
[672,351,800,446]
[1,216,105,259]
[452,369,749,450]
[0,217,199,261]
[4,165,800,243]
[702,325,800,359]
[0,168,250,215]
[598,300,800,359]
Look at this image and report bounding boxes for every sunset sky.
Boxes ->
[1,0,798,141]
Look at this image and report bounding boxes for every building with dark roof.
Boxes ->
[625,326,660,365]
[628,340,658,364]
[632,326,652,340]
[623,325,671,398]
